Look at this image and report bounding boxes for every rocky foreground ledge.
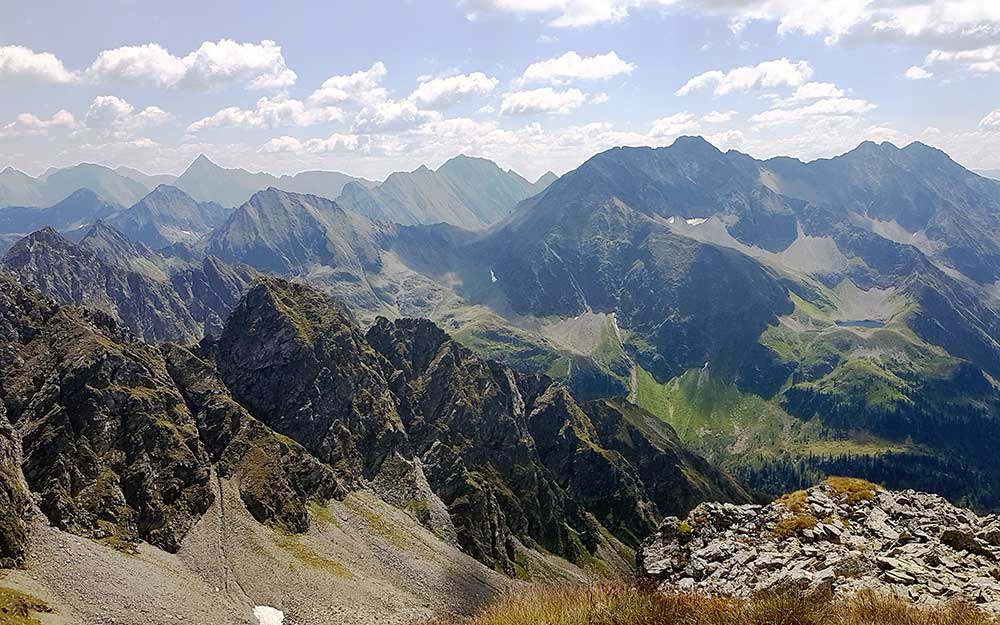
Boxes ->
[640,478,1000,612]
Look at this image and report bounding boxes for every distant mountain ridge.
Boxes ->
[336,154,556,229]
[0,163,150,207]
[2,155,557,232]
[0,189,120,236]
[173,154,376,208]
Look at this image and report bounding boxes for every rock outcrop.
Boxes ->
[641,478,1000,612]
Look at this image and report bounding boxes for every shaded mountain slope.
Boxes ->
[0,273,748,587]
[2,226,255,343]
[463,137,1000,507]
[109,184,230,249]
[337,154,549,229]
[0,189,120,235]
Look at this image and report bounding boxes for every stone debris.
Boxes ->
[640,479,1000,613]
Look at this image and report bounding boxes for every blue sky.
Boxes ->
[1,0,998,180]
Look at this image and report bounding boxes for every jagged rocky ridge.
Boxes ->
[0,273,747,575]
[2,225,256,343]
[641,478,1000,612]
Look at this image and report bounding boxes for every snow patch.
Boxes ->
[254,606,284,625]
[685,218,708,226]
[490,269,498,283]
[667,216,676,224]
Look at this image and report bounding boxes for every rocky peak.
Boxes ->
[365,316,451,381]
[56,187,101,204]
[214,278,415,492]
[187,153,220,172]
[641,478,1000,612]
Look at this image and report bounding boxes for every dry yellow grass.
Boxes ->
[824,477,881,504]
[428,584,1000,625]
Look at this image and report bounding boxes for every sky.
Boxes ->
[1,0,999,181]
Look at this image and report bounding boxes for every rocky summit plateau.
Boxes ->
[641,478,1000,612]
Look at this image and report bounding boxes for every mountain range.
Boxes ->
[0,268,745,621]
[0,154,558,236]
[2,136,1000,621]
[337,155,556,229]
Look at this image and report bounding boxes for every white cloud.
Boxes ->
[1,110,78,138]
[460,0,1000,53]
[460,1,1000,83]
[85,96,172,132]
[677,58,813,96]
[0,45,77,84]
[85,39,296,90]
[460,0,637,27]
[354,99,441,132]
[187,97,342,133]
[750,97,876,126]
[905,65,934,80]
[791,81,844,99]
[704,129,745,150]
[926,44,1000,73]
[260,133,368,155]
[522,51,635,84]
[307,62,389,107]
[649,112,700,137]
[980,110,1000,130]
[408,72,499,108]
[702,110,736,123]
[500,87,589,114]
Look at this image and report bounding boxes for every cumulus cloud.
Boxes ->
[926,44,1000,73]
[980,109,1000,130]
[463,1,1000,83]
[750,97,876,126]
[187,97,342,132]
[500,87,589,114]
[260,133,368,155]
[702,110,736,123]
[0,45,77,83]
[460,0,637,28]
[791,81,844,99]
[677,58,813,96]
[408,72,499,108]
[460,0,1000,51]
[354,99,441,132]
[649,112,700,137]
[85,96,173,132]
[905,65,934,80]
[0,110,78,137]
[521,51,635,84]
[85,39,296,90]
[307,62,389,107]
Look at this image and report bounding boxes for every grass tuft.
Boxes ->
[0,587,53,625]
[427,585,1000,625]
[823,477,881,504]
